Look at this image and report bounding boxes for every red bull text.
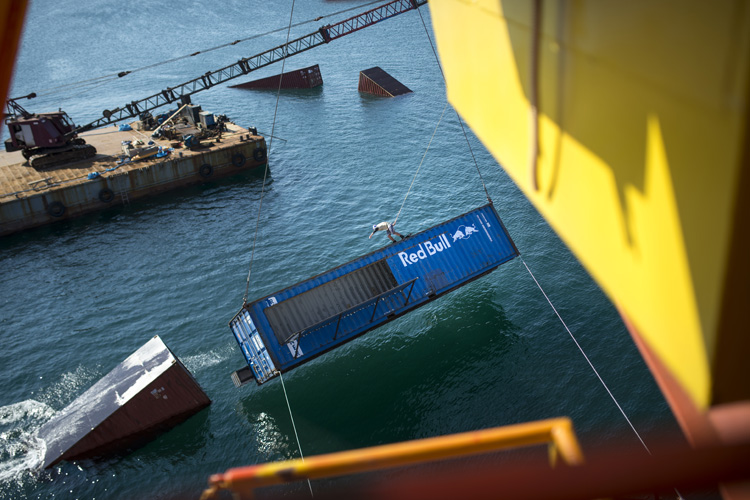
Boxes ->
[397,234,452,267]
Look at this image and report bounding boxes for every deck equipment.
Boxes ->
[4,0,425,169]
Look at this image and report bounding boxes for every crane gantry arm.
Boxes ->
[72,0,426,135]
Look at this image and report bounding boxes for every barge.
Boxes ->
[0,104,266,237]
[230,203,519,386]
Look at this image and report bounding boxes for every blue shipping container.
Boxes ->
[229,203,519,385]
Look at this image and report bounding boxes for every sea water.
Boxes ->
[0,1,678,498]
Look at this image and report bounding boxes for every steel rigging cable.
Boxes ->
[23,0,385,100]
[414,5,492,205]
[413,3,652,457]
[393,101,449,226]
[394,6,490,226]
[238,2,314,496]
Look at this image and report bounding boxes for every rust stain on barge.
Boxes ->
[0,121,266,236]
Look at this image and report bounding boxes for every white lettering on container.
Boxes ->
[397,234,452,267]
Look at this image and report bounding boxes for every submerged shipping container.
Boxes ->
[358,66,412,97]
[230,203,519,386]
[37,336,211,468]
[229,64,323,90]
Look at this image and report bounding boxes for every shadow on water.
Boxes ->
[234,282,523,458]
[0,167,272,253]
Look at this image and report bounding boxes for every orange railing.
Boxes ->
[200,417,583,499]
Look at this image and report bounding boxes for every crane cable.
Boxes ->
[280,373,314,497]
[393,101,449,226]
[414,4,653,459]
[517,0,653,459]
[242,1,297,305]
[21,0,385,101]
[520,258,652,454]
[414,6,492,204]
[239,3,314,496]
[393,6,490,227]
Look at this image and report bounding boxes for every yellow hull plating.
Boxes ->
[428,0,750,411]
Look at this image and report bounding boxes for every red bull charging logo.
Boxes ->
[451,224,478,242]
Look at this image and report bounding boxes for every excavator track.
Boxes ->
[30,144,97,171]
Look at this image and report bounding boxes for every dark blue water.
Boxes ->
[0,1,678,498]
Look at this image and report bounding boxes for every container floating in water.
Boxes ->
[229,64,323,90]
[229,203,519,386]
[37,335,211,468]
[358,66,412,97]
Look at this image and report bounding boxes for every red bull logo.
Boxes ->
[452,224,478,242]
[397,233,452,267]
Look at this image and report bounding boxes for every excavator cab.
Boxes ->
[4,110,75,156]
[3,98,96,169]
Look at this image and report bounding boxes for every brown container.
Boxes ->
[37,335,211,468]
[358,67,412,97]
[230,64,323,90]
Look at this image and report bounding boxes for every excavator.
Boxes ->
[3,91,227,170]
[3,93,96,170]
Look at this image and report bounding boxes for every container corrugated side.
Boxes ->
[231,204,518,384]
[358,67,412,97]
[38,336,210,466]
[231,65,323,90]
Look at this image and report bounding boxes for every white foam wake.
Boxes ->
[181,344,236,373]
[0,400,54,482]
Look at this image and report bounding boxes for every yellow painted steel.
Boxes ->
[426,0,750,409]
[201,417,583,499]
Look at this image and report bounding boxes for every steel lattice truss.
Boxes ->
[76,0,426,135]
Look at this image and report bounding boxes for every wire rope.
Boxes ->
[414,7,491,203]
[415,5,652,457]
[280,373,314,497]
[237,3,314,494]
[20,0,384,99]
[241,0,299,305]
[520,257,652,454]
[393,101,449,226]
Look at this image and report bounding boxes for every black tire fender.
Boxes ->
[199,164,213,178]
[47,201,66,218]
[253,147,266,162]
[232,152,246,167]
[98,188,115,203]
